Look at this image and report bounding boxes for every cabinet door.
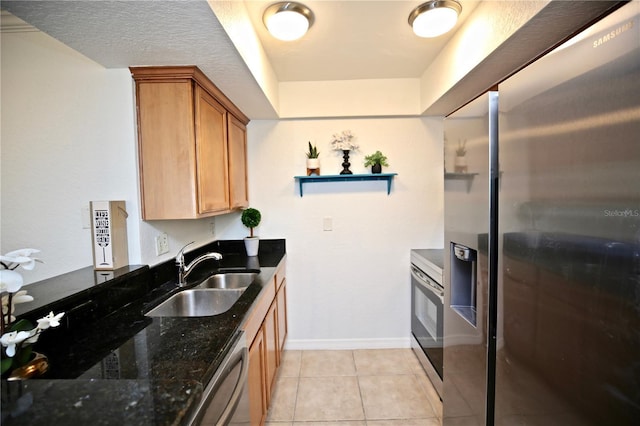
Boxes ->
[137,81,198,219]
[248,329,267,426]
[277,280,288,358]
[265,300,278,400]
[227,114,249,209]
[195,85,229,214]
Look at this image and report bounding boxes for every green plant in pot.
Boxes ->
[306,142,320,176]
[241,207,261,257]
[363,150,389,174]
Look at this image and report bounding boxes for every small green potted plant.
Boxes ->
[363,150,389,174]
[241,207,262,257]
[306,141,320,176]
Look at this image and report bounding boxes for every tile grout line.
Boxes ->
[352,349,369,422]
[407,348,443,420]
[291,351,302,422]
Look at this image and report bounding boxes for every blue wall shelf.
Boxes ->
[294,173,398,197]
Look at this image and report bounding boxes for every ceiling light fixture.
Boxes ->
[409,0,462,38]
[263,2,315,41]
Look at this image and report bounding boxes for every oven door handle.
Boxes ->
[412,267,444,302]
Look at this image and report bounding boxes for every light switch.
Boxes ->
[323,216,333,231]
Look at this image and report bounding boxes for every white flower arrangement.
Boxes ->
[1,248,64,376]
[330,130,359,151]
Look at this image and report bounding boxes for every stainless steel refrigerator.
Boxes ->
[443,2,640,425]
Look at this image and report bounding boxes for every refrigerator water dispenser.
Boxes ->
[450,243,477,326]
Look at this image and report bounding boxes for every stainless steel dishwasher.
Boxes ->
[186,331,250,426]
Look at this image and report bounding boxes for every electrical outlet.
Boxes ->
[209,221,216,236]
[155,233,170,256]
[323,216,333,231]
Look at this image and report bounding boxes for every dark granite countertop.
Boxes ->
[1,239,286,426]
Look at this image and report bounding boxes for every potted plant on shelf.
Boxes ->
[363,150,389,174]
[241,207,261,257]
[454,139,468,173]
[306,142,320,176]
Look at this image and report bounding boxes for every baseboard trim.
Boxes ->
[284,337,411,351]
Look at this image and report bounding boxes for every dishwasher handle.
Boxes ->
[217,345,249,426]
[186,331,248,426]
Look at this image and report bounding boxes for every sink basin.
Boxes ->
[194,272,258,290]
[145,289,244,317]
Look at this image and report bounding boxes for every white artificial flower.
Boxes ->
[330,130,358,151]
[2,291,34,324]
[0,330,31,357]
[37,311,65,330]
[0,270,24,293]
[24,328,40,344]
[0,248,41,271]
[9,290,33,305]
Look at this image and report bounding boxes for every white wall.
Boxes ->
[0,29,218,283]
[1,30,141,282]
[216,118,444,349]
[278,79,421,118]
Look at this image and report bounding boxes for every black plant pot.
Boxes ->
[371,164,382,174]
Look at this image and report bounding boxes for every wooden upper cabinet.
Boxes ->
[195,86,229,214]
[228,114,249,209]
[131,66,249,220]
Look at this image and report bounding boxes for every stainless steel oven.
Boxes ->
[410,249,444,399]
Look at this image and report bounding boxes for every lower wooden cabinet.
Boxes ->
[265,300,278,399]
[248,329,267,426]
[244,261,288,426]
[277,280,288,358]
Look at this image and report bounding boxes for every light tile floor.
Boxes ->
[266,349,442,426]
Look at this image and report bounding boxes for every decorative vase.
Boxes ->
[454,155,468,173]
[306,158,320,176]
[6,351,49,381]
[371,164,382,174]
[244,237,259,257]
[340,150,353,175]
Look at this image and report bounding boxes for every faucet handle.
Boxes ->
[176,241,195,265]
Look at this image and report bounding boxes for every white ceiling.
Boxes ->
[243,0,477,82]
[1,1,625,118]
[1,0,477,118]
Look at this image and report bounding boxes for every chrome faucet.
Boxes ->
[176,242,222,287]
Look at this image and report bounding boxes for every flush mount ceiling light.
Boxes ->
[263,2,315,41]
[409,0,462,38]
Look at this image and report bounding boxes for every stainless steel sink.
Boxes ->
[145,289,244,317]
[194,272,258,290]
